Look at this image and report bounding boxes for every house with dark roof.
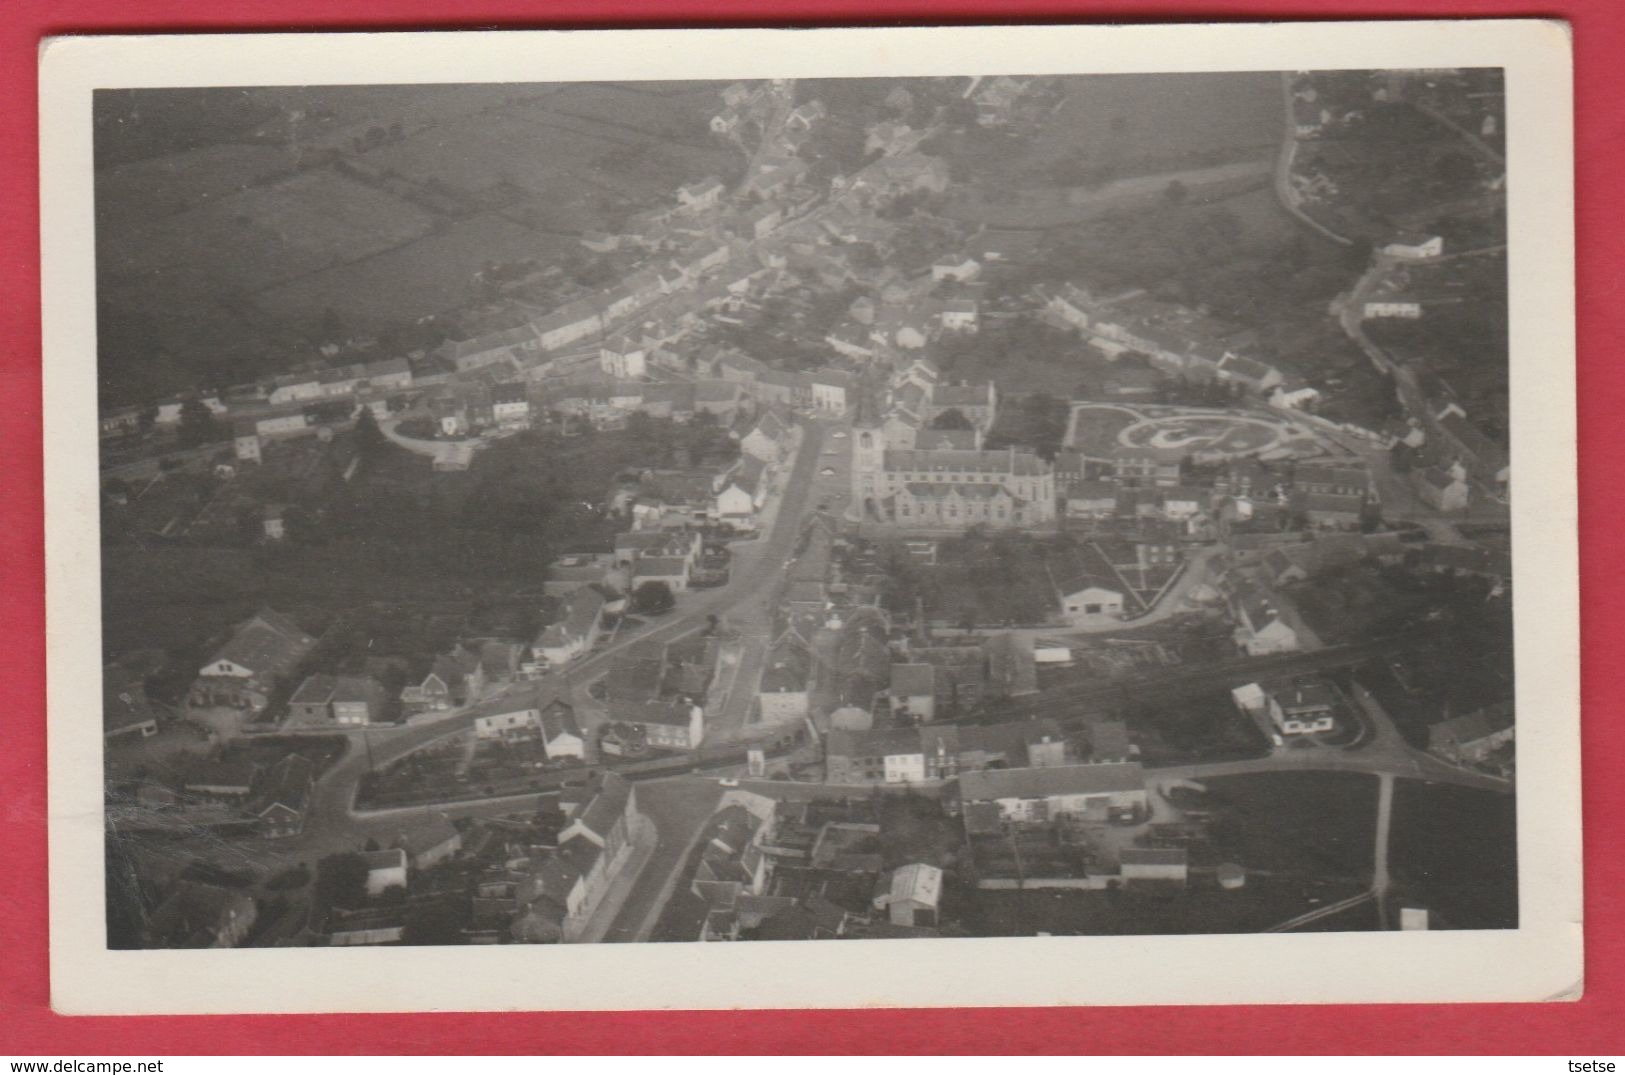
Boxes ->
[249,753,314,838]
[958,762,1148,824]
[927,380,998,431]
[1433,406,1509,492]
[608,697,705,751]
[1221,572,1300,656]
[146,882,257,949]
[1428,701,1514,765]
[825,717,1065,786]
[715,455,770,525]
[532,587,605,667]
[287,673,387,727]
[190,608,316,714]
[104,663,162,741]
[740,410,792,464]
[401,645,486,713]
[182,757,261,800]
[889,663,937,723]
[1414,465,1470,512]
[1085,719,1134,763]
[759,630,814,723]
[397,815,463,870]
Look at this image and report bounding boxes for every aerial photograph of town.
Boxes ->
[95,68,1516,951]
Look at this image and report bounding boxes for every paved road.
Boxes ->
[1273,73,1356,247]
[599,779,724,943]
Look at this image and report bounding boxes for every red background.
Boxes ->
[1,0,1616,1055]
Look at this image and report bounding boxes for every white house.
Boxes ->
[600,339,648,381]
[938,298,979,333]
[876,863,942,927]
[1060,584,1125,625]
[539,700,587,760]
[677,177,726,212]
[361,848,409,897]
[931,256,981,283]
[533,588,606,667]
[472,703,542,741]
[1381,233,1444,260]
[1364,299,1423,319]
[810,370,853,415]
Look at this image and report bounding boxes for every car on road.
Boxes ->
[717,778,739,787]
[831,430,847,439]
[820,467,836,476]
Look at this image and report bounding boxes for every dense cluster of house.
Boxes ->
[674,792,950,942]
[1037,282,1298,403]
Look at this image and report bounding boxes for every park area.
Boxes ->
[1067,403,1312,463]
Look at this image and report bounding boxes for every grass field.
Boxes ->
[96,81,738,402]
[100,166,438,299]
[912,535,1062,627]
[1390,781,1517,929]
[253,212,574,327]
[1185,771,1379,880]
[941,71,1281,192]
[96,143,301,223]
[1065,404,1141,457]
[961,871,1366,937]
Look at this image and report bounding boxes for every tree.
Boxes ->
[176,398,222,448]
[353,405,386,461]
[631,580,676,616]
[319,306,344,344]
[929,407,974,431]
[313,852,369,911]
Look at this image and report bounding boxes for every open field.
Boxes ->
[96,143,302,223]
[100,166,437,298]
[939,72,1280,194]
[1179,771,1378,879]
[253,212,573,327]
[1039,72,1281,171]
[1390,781,1516,929]
[95,81,738,403]
[961,871,1366,937]
[242,84,568,154]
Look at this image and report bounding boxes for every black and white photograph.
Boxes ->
[42,23,1579,1013]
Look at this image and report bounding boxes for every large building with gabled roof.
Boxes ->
[189,608,316,715]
